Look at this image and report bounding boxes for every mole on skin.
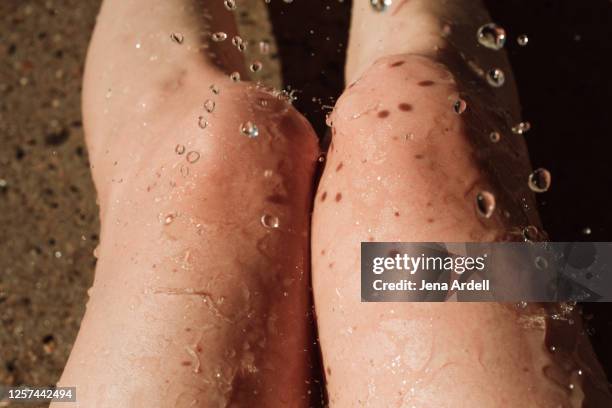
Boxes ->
[335,193,342,202]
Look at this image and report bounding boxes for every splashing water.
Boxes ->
[528,168,552,193]
[370,0,393,12]
[517,34,529,46]
[250,61,263,72]
[489,131,501,143]
[477,23,506,50]
[512,121,531,135]
[211,32,227,42]
[486,68,505,87]
[476,191,496,218]
[453,99,467,114]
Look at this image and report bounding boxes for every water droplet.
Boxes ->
[528,168,551,192]
[263,169,273,178]
[211,32,227,42]
[224,0,236,10]
[197,116,208,129]
[230,72,241,82]
[209,84,220,95]
[476,191,496,218]
[186,151,201,163]
[523,225,540,242]
[517,34,529,46]
[175,144,186,155]
[317,153,326,163]
[240,121,259,138]
[105,88,112,99]
[511,121,531,135]
[489,131,501,143]
[582,227,592,235]
[259,40,270,55]
[486,68,505,87]
[180,165,190,177]
[477,23,506,50]
[170,32,184,44]
[237,42,247,52]
[204,99,216,113]
[453,99,467,114]
[261,214,279,229]
[370,0,393,12]
[231,35,243,47]
[250,61,263,72]
[164,214,175,225]
[535,256,548,270]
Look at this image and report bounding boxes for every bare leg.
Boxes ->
[52,0,318,406]
[313,0,611,406]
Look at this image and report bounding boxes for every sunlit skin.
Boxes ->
[52,0,612,407]
[52,1,319,406]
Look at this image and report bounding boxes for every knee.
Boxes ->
[332,54,461,145]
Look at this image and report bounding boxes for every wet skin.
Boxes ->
[52,0,612,407]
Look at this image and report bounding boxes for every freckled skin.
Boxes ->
[311,52,585,407]
[320,191,327,202]
[335,193,342,202]
[377,110,390,118]
[53,1,319,407]
[418,80,435,87]
[398,103,413,111]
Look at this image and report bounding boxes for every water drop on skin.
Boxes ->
[528,168,552,193]
[209,84,220,95]
[204,99,216,113]
[224,0,236,10]
[477,23,506,50]
[486,68,505,87]
[164,214,175,225]
[230,72,241,82]
[186,151,201,164]
[250,61,263,72]
[231,35,243,47]
[261,214,280,229]
[512,121,531,135]
[370,0,393,12]
[240,121,259,138]
[453,99,467,114]
[517,34,529,46]
[489,131,501,143]
[175,144,186,155]
[170,33,184,44]
[197,116,208,129]
[211,32,227,42]
[476,191,496,218]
